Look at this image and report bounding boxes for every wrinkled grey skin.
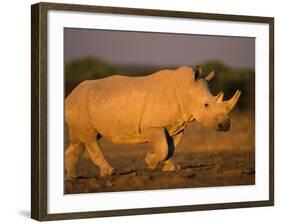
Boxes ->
[65,66,241,179]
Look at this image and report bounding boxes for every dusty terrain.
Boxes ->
[65,112,255,194]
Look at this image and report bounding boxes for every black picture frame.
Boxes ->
[31,2,274,221]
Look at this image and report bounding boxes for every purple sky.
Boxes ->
[64,28,255,69]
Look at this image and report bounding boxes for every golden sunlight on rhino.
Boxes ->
[64,66,241,180]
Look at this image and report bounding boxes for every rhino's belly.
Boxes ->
[102,132,148,144]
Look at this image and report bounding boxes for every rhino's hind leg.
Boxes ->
[65,141,85,180]
[85,140,114,178]
[145,128,169,170]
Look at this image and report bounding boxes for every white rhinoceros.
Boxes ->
[65,66,241,179]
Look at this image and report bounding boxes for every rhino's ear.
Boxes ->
[205,70,215,82]
[194,65,203,80]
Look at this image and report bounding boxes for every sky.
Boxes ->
[64,28,255,69]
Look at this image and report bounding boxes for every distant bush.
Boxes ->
[65,56,117,96]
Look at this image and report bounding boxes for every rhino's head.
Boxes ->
[189,66,241,132]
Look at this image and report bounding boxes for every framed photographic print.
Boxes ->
[31,2,274,221]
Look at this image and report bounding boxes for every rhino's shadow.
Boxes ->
[164,129,175,159]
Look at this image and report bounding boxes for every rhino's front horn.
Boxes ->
[214,91,224,102]
[225,90,242,112]
[205,70,215,82]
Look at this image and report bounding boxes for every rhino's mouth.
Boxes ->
[217,119,230,132]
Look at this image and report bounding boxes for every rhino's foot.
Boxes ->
[65,173,78,181]
[100,166,115,178]
[145,152,159,170]
[162,160,181,172]
[147,164,158,171]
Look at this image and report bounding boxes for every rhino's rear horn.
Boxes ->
[225,90,242,112]
[214,91,224,102]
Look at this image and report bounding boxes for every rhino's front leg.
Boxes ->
[162,159,181,171]
[162,131,183,172]
[85,140,114,177]
[145,128,169,170]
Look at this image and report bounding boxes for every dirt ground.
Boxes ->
[65,112,255,194]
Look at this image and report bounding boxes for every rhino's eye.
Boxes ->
[204,103,209,108]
